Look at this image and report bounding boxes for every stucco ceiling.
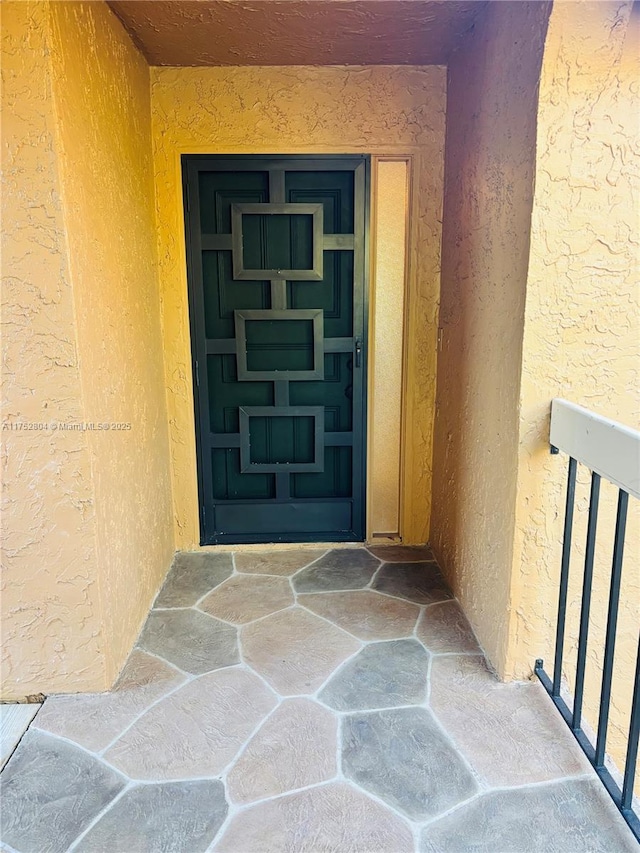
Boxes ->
[108,1,485,66]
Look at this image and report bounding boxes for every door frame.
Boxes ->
[182,154,371,545]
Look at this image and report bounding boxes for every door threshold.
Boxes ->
[187,541,366,554]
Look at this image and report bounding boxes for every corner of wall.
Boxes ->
[1,0,107,698]
[431,0,552,677]
[505,0,639,682]
[47,0,176,687]
[1,0,175,697]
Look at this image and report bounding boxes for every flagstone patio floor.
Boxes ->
[1,546,637,853]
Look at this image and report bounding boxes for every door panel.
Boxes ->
[184,156,368,544]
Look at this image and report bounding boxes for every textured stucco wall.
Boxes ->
[1,1,174,697]
[1,0,104,696]
[508,0,639,779]
[48,1,174,685]
[431,1,552,674]
[150,65,446,547]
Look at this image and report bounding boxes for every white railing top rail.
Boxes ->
[550,399,640,500]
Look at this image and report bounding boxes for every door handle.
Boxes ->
[354,338,362,369]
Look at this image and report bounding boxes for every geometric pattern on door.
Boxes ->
[234,309,325,381]
[231,203,324,280]
[184,155,368,544]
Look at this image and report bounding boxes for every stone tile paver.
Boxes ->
[430,654,591,785]
[420,778,639,853]
[368,545,434,562]
[75,780,228,853]
[199,574,293,624]
[104,668,277,779]
[319,639,429,711]
[1,547,631,853]
[299,590,420,640]
[235,549,327,575]
[154,551,233,607]
[372,561,453,604]
[215,782,414,853]
[342,708,478,821]
[33,650,185,752]
[227,699,337,803]
[0,729,125,853]
[241,607,361,695]
[137,609,238,675]
[417,601,481,654]
[293,548,380,592]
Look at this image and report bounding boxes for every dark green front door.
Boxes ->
[183,155,368,544]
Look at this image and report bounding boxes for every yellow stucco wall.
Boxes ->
[508,0,639,779]
[48,0,175,685]
[431,0,552,674]
[1,1,174,697]
[150,65,446,548]
[2,0,103,696]
[433,0,638,782]
[6,6,634,784]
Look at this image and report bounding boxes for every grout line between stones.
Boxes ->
[329,700,431,717]
[365,586,449,609]
[417,788,484,833]
[278,603,483,657]
[338,704,486,844]
[226,775,345,814]
[221,698,284,795]
[233,603,297,629]
[235,569,298,579]
[191,576,235,611]
[425,649,433,705]
[206,778,343,852]
[424,703,490,792]
[335,712,343,779]
[294,600,369,645]
[132,645,198,681]
[309,643,367,701]
[95,670,210,757]
[27,726,131,782]
[365,559,385,588]
[190,604,240,627]
[66,780,136,852]
[417,771,606,836]
[339,776,415,845]
[235,643,282,702]
[489,771,597,793]
[430,650,485,658]
[288,548,332,579]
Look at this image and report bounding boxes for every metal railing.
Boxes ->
[535,399,639,842]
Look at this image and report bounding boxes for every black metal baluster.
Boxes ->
[573,471,601,731]
[537,439,639,840]
[595,490,629,767]
[553,457,578,697]
[622,634,640,812]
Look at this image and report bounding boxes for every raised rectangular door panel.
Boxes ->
[184,156,368,544]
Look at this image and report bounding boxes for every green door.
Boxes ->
[184,155,368,544]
